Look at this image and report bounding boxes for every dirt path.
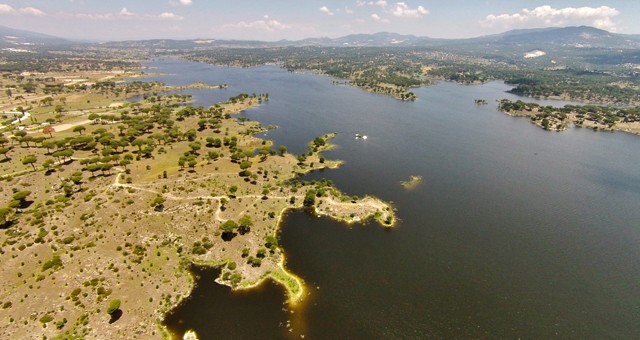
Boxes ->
[111,171,301,222]
[52,119,92,132]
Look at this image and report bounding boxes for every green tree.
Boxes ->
[39,96,54,107]
[184,129,197,141]
[21,135,34,148]
[243,149,253,161]
[151,195,166,208]
[100,163,113,175]
[265,235,278,250]
[22,154,37,170]
[189,141,201,153]
[42,158,54,171]
[88,113,101,124]
[41,140,54,153]
[119,159,131,169]
[72,125,86,135]
[239,215,253,227]
[14,130,27,140]
[239,160,252,175]
[0,207,11,226]
[131,138,146,151]
[206,151,219,163]
[303,190,316,207]
[220,220,238,233]
[0,147,10,160]
[278,145,287,156]
[70,171,83,188]
[187,158,197,169]
[12,190,31,203]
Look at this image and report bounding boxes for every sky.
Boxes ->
[0,1,639,41]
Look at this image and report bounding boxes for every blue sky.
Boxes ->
[0,1,638,41]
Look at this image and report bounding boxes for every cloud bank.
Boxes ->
[0,4,46,16]
[483,5,619,32]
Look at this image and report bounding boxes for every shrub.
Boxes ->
[107,299,121,315]
[39,315,53,324]
[41,255,62,272]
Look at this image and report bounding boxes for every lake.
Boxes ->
[148,59,640,339]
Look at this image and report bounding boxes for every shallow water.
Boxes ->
[149,59,640,339]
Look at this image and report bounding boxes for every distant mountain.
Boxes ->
[466,26,640,49]
[294,32,442,47]
[274,26,640,49]
[128,26,640,50]
[0,25,71,50]
[1,25,639,52]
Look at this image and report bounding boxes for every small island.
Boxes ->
[400,175,423,190]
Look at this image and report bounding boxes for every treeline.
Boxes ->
[498,99,640,131]
[0,53,138,73]
[428,63,640,105]
[183,46,425,100]
[178,45,640,104]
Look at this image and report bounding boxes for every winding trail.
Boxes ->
[111,171,302,222]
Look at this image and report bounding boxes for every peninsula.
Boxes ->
[0,65,395,339]
[498,99,640,135]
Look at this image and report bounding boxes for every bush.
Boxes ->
[229,273,242,285]
[107,299,121,315]
[191,242,207,255]
[41,255,62,272]
[39,315,53,324]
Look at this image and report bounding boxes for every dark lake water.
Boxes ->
[150,59,640,339]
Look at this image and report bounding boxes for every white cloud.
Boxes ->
[371,13,389,23]
[68,8,182,21]
[483,5,620,32]
[119,7,134,16]
[320,6,334,16]
[225,16,292,32]
[170,0,192,6]
[19,7,46,16]
[158,12,183,20]
[391,2,428,18]
[0,4,46,16]
[0,4,15,14]
[354,1,429,20]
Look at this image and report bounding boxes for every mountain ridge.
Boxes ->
[1,25,639,50]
